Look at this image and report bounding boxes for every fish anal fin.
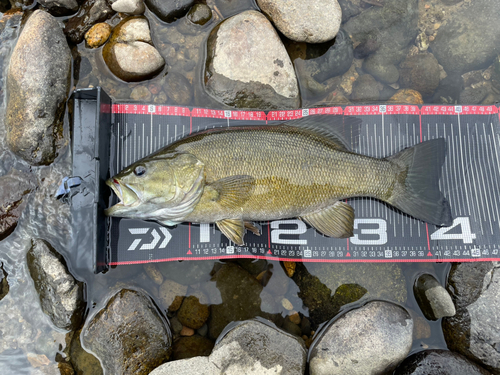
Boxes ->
[217,219,245,245]
[301,201,355,238]
[209,175,255,208]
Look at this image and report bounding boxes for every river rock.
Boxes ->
[443,262,500,374]
[103,16,165,82]
[205,10,300,109]
[149,356,219,375]
[187,4,212,25]
[157,260,215,285]
[210,319,306,374]
[344,0,418,72]
[309,301,413,375]
[350,73,380,102]
[300,28,354,83]
[164,72,193,105]
[388,88,424,104]
[69,328,103,375]
[27,239,84,331]
[109,0,145,14]
[64,0,114,44]
[395,349,492,375]
[158,279,187,311]
[257,0,341,43]
[38,0,78,16]
[177,295,210,330]
[82,289,173,374]
[399,53,440,97]
[0,263,9,301]
[84,22,111,48]
[0,169,35,240]
[172,335,214,360]
[145,0,194,22]
[208,263,264,339]
[430,0,500,76]
[6,10,71,166]
[414,273,455,320]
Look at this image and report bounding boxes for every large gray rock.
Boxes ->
[443,262,500,374]
[257,0,341,43]
[399,53,441,97]
[414,273,455,320]
[27,239,85,331]
[205,10,300,109]
[430,0,500,76]
[5,10,71,166]
[102,16,165,82]
[150,356,219,375]
[394,349,492,375]
[309,301,413,375]
[211,319,306,374]
[64,0,114,44]
[0,169,35,240]
[82,289,173,374]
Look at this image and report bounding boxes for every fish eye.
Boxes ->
[134,165,146,177]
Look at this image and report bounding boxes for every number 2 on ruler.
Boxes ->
[430,217,476,244]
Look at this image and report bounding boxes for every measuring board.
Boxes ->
[99,101,500,266]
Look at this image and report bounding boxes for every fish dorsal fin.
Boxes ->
[208,175,255,208]
[216,219,245,245]
[301,201,355,238]
[282,115,361,152]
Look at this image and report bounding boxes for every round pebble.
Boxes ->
[180,326,195,337]
[281,298,293,311]
[85,23,112,48]
[289,312,301,325]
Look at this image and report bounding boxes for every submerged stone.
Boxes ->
[82,289,173,374]
[145,0,194,22]
[6,10,71,166]
[27,239,85,331]
[64,0,114,44]
[205,10,299,109]
[414,273,455,320]
[399,53,440,97]
[38,0,79,16]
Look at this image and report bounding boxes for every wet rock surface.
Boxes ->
[163,72,193,105]
[394,349,492,375]
[102,16,165,82]
[388,88,424,104]
[82,289,173,374]
[158,278,187,311]
[414,273,455,320]
[205,10,299,109]
[150,356,219,375]
[69,328,103,375]
[27,239,84,331]
[6,10,71,166]
[38,0,79,16]
[0,169,35,240]
[443,262,500,374]
[257,0,342,43]
[64,0,114,44]
[0,263,9,301]
[109,0,145,15]
[430,0,500,76]
[157,260,215,285]
[145,0,194,23]
[187,4,212,25]
[84,22,112,48]
[177,295,210,329]
[309,301,413,375]
[399,53,440,97]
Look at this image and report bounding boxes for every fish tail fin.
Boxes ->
[386,138,453,226]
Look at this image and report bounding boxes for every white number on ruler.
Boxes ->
[271,220,307,245]
[430,217,476,244]
[350,218,387,245]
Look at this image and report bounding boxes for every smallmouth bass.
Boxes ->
[105,115,452,245]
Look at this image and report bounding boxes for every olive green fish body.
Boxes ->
[105,115,452,245]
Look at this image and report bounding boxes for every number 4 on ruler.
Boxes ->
[430,217,476,244]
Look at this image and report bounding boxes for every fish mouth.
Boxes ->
[105,178,140,216]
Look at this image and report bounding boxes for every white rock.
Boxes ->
[149,356,220,375]
[257,0,341,43]
[110,0,145,15]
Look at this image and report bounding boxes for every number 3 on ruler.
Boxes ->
[430,217,476,244]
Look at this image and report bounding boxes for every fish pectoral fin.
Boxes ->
[244,221,261,236]
[301,201,355,238]
[209,175,255,208]
[157,219,180,227]
[216,219,246,245]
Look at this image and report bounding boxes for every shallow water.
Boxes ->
[0,0,493,373]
